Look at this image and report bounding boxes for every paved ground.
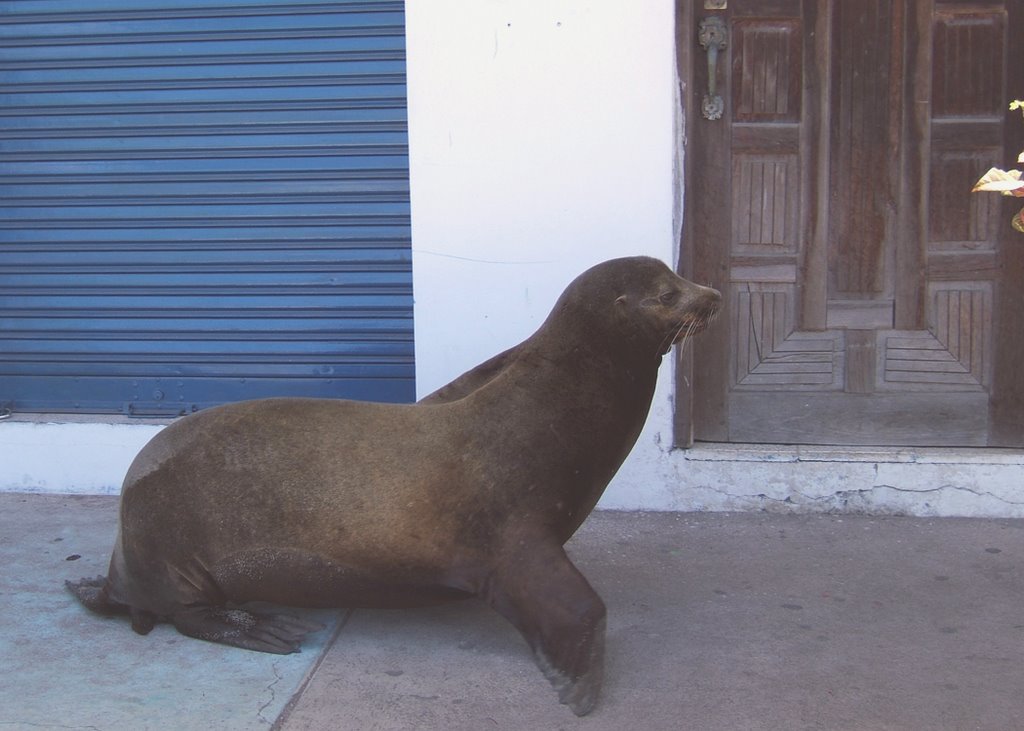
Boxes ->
[0,492,1021,730]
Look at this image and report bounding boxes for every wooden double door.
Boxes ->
[679,0,1024,447]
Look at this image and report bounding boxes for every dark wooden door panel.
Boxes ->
[729,391,989,446]
[682,0,1022,447]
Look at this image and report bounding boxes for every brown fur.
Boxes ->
[67,256,720,716]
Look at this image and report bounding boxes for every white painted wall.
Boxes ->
[2,1,1020,517]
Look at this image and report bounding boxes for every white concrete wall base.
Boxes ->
[0,421,163,495]
[659,444,1024,518]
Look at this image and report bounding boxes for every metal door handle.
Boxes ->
[698,16,727,120]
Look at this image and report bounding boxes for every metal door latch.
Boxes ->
[698,16,728,120]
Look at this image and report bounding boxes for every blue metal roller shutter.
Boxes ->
[0,0,414,415]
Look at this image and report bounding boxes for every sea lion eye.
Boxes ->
[658,291,679,305]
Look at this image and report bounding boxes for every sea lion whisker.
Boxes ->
[658,317,689,355]
[678,318,700,354]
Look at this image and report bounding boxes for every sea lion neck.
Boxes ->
[520,324,662,388]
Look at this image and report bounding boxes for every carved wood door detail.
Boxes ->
[680,0,1024,447]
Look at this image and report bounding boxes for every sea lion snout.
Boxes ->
[675,283,721,338]
[655,278,720,346]
[689,282,722,308]
[613,262,721,352]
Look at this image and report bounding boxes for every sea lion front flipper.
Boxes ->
[483,542,606,716]
[171,606,325,655]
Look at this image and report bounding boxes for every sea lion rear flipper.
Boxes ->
[170,606,325,655]
[66,576,123,615]
[483,542,606,716]
[67,575,158,633]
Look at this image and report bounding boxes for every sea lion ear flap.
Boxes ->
[614,295,628,306]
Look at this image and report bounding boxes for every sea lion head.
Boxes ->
[552,256,721,357]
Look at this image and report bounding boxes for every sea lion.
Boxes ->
[67,256,720,716]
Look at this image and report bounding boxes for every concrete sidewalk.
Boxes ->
[0,493,1021,730]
